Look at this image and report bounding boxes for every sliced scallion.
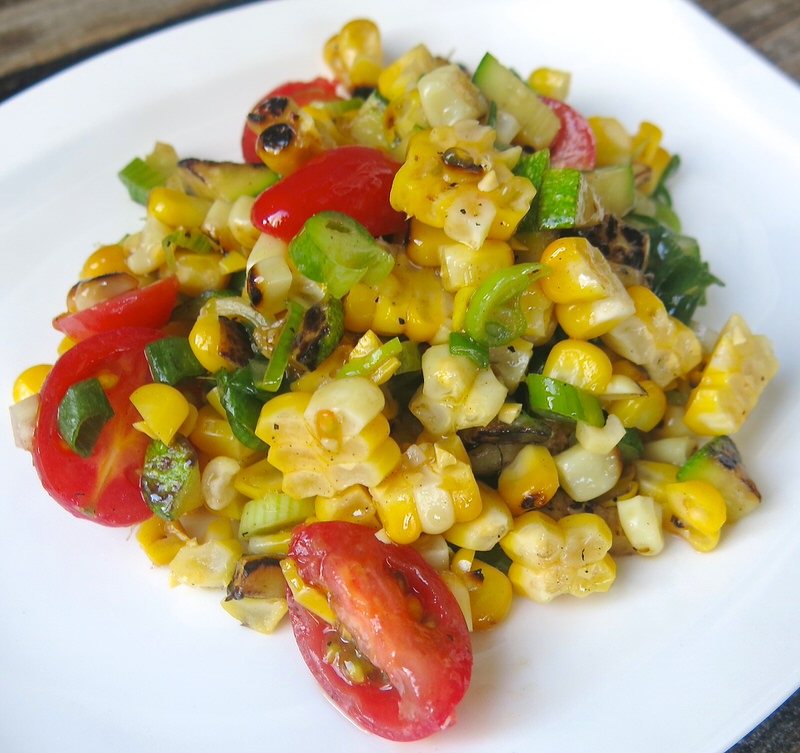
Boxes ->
[526,373,604,427]
[257,300,305,392]
[448,331,490,369]
[118,157,171,206]
[56,378,115,458]
[338,337,402,379]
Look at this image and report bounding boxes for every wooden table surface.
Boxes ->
[1,1,798,752]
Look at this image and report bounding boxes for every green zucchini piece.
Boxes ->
[176,159,279,201]
[584,165,636,217]
[145,336,208,385]
[472,52,560,149]
[239,494,316,538]
[677,435,761,522]
[141,436,203,521]
[291,297,346,371]
[536,169,603,230]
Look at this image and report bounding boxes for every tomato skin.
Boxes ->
[241,77,340,163]
[251,145,407,242]
[32,327,165,527]
[542,96,597,171]
[52,277,179,342]
[287,521,472,742]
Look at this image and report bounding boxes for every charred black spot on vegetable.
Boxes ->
[249,96,291,124]
[441,147,483,173]
[216,316,253,367]
[246,266,264,308]
[259,123,296,155]
[226,555,285,601]
[291,298,345,371]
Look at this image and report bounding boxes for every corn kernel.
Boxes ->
[497,444,560,515]
[80,244,128,278]
[13,364,51,402]
[129,383,190,446]
[543,339,613,395]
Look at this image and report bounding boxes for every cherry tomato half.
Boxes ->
[542,96,597,171]
[52,277,180,342]
[242,77,341,163]
[287,521,473,741]
[32,327,165,526]
[251,145,407,242]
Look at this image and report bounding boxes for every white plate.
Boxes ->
[1,0,799,751]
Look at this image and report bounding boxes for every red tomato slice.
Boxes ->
[541,96,597,171]
[52,276,179,342]
[32,327,165,527]
[251,145,407,242]
[287,521,473,742]
[242,77,341,163]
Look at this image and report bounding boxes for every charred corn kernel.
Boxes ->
[80,244,128,278]
[662,480,727,552]
[371,434,481,545]
[324,19,383,89]
[528,67,571,100]
[683,314,778,436]
[174,251,229,297]
[554,444,623,502]
[407,219,449,267]
[443,483,513,551]
[602,286,702,388]
[500,511,616,603]
[281,557,337,624]
[575,413,626,455]
[315,485,380,528]
[439,239,514,293]
[521,281,557,345]
[451,548,513,630]
[147,187,211,228]
[543,339,613,395]
[256,377,401,499]
[188,304,251,374]
[497,444,560,515]
[606,378,667,432]
[378,43,439,101]
[390,121,535,249]
[13,364,51,402]
[201,456,247,511]
[190,405,256,463]
[616,494,664,556]
[246,233,294,317]
[410,343,508,435]
[169,537,243,588]
[588,116,633,167]
[130,383,190,446]
[136,516,188,566]
[539,237,634,339]
[233,457,284,499]
[344,254,452,344]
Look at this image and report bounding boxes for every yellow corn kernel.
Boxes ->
[632,122,671,195]
[324,19,383,89]
[147,187,211,229]
[616,494,664,556]
[500,511,616,603]
[528,67,571,100]
[606,378,667,432]
[407,218,448,267]
[201,456,247,512]
[190,405,256,463]
[554,444,623,502]
[602,285,702,388]
[57,336,77,355]
[315,485,381,528]
[188,307,248,374]
[80,244,129,279]
[280,557,337,624]
[135,516,188,566]
[233,457,284,499]
[451,286,476,333]
[378,43,439,101]
[174,251,229,297]
[444,483,514,551]
[588,116,633,167]
[451,548,513,630]
[439,239,514,293]
[662,480,727,552]
[219,250,248,275]
[683,313,778,436]
[169,537,243,588]
[130,383,190,446]
[543,339,613,395]
[634,459,680,503]
[13,364,51,402]
[520,281,557,345]
[497,444,560,515]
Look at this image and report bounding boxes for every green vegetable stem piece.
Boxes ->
[525,373,604,427]
[289,211,395,298]
[258,300,305,392]
[56,377,115,458]
[448,331,491,369]
[338,337,403,378]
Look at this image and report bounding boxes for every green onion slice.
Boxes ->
[464,263,547,348]
[289,211,395,298]
[338,337,403,379]
[258,300,305,392]
[526,373,604,427]
[145,337,207,385]
[56,378,115,457]
[449,331,490,369]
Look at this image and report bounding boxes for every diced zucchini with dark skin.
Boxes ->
[290,297,345,371]
[176,159,279,202]
[218,316,253,368]
[677,435,761,522]
[141,436,203,520]
[222,555,289,634]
